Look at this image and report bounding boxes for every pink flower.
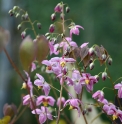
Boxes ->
[34,73,50,96]
[32,107,53,124]
[23,94,36,110]
[64,98,82,116]
[80,73,97,92]
[72,70,82,94]
[103,104,122,122]
[92,90,104,102]
[56,97,66,107]
[70,24,84,38]
[114,82,122,98]
[36,95,55,107]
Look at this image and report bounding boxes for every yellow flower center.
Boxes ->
[69,105,74,110]
[21,83,27,89]
[38,86,42,90]
[85,79,90,84]
[43,99,48,107]
[60,61,66,67]
[46,66,51,71]
[113,114,118,120]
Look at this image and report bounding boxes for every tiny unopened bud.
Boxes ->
[102,72,107,81]
[87,107,92,112]
[21,82,27,89]
[88,47,94,56]
[102,54,106,61]
[17,24,21,30]
[8,9,14,16]
[89,62,94,70]
[21,31,26,39]
[13,6,19,11]
[89,58,93,63]
[46,36,50,40]
[21,14,25,20]
[37,23,41,29]
[82,109,87,115]
[49,24,55,33]
[108,57,112,65]
[51,13,56,21]
[45,33,50,36]
[60,13,65,20]
[66,6,70,13]
[15,13,20,18]
[24,13,29,20]
[95,75,99,81]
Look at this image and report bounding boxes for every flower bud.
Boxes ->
[82,109,87,115]
[95,75,99,81]
[102,54,106,61]
[24,12,29,20]
[21,31,26,39]
[8,10,14,16]
[102,72,107,81]
[108,57,112,65]
[15,13,20,18]
[60,13,65,20]
[13,6,19,11]
[66,6,70,13]
[54,3,62,13]
[88,47,94,56]
[45,33,50,36]
[17,24,22,30]
[49,24,55,33]
[89,62,94,70]
[21,14,25,20]
[87,107,92,112]
[51,13,56,21]
[37,23,41,29]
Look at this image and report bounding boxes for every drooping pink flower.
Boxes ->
[70,24,84,38]
[64,98,82,116]
[32,106,53,124]
[34,73,50,96]
[114,82,122,98]
[23,94,36,110]
[103,103,122,122]
[36,95,55,107]
[92,90,104,102]
[54,3,62,13]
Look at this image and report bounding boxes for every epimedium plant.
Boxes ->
[0,1,122,124]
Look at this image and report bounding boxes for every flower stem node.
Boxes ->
[102,72,107,81]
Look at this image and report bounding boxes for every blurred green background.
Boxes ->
[0,0,122,123]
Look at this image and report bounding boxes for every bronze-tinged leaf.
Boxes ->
[19,36,35,71]
[83,54,91,67]
[95,45,109,65]
[0,26,10,51]
[69,47,81,59]
[79,46,89,61]
[35,35,49,64]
